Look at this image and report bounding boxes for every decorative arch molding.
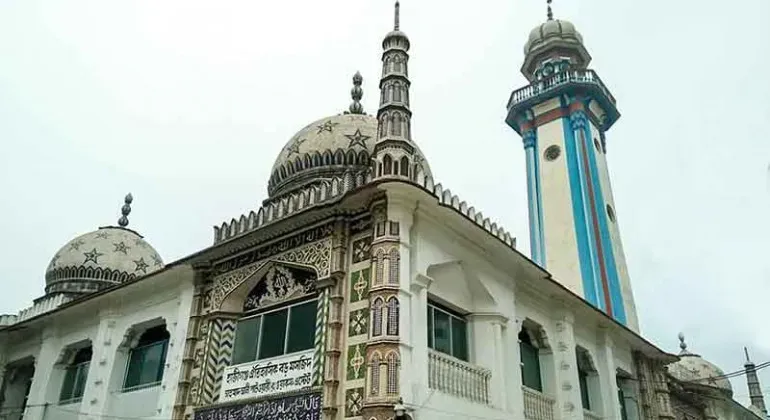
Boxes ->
[206,238,332,313]
[575,346,598,373]
[519,318,551,351]
[53,339,93,367]
[118,317,168,351]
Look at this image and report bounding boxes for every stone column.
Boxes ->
[551,311,582,420]
[408,274,432,407]
[79,310,120,419]
[467,313,507,408]
[23,328,59,420]
[597,327,620,419]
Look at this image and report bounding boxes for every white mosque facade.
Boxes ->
[0,3,766,420]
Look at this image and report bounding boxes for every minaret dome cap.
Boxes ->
[521,18,592,81]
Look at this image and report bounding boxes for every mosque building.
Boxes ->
[0,2,766,420]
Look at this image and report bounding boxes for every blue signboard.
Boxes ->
[194,392,322,420]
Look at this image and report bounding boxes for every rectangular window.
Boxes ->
[59,362,90,403]
[124,340,167,390]
[427,302,468,361]
[618,379,629,420]
[232,298,317,364]
[520,341,542,391]
[579,368,590,410]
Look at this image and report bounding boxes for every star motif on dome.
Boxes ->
[344,129,370,149]
[707,376,717,385]
[95,232,110,239]
[285,137,306,157]
[688,367,700,377]
[151,253,162,267]
[316,120,339,134]
[83,248,104,264]
[113,241,130,255]
[69,239,86,251]
[134,257,149,274]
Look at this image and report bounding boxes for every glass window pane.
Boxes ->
[579,370,590,409]
[124,348,144,389]
[433,310,451,355]
[520,342,542,391]
[427,307,434,349]
[72,363,90,400]
[232,317,261,365]
[259,309,288,359]
[59,367,77,402]
[287,301,316,353]
[451,317,468,361]
[139,341,166,385]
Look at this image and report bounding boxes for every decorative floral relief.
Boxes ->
[352,237,372,264]
[243,265,315,312]
[348,308,369,337]
[347,343,366,380]
[349,268,370,304]
[345,387,364,417]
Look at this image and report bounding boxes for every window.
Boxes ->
[124,326,169,390]
[578,363,591,410]
[370,353,381,396]
[386,352,399,395]
[519,330,542,392]
[59,347,92,404]
[388,249,399,284]
[386,298,399,335]
[371,298,384,337]
[427,302,468,361]
[231,298,317,365]
[617,377,630,420]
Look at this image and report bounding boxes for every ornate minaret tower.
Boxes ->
[505,1,639,331]
[744,348,768,417]
[372,1,427,181]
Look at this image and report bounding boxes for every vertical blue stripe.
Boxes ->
[562,116,600,307]
[523,130,546,268]
[581,124,627,324]
[532,135,546,267]
[524,145,539,264]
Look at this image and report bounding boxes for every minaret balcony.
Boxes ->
[506,69,620,134]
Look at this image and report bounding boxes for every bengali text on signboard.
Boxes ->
[195,392,321,420]
[219,350,314,402]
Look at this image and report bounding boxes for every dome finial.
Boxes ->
[348,71,364,114]
[118,193,133,227]
[678,332,687,351]
[394,1,400,31]
[547,0,554,20]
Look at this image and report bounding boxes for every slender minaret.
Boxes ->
[744,348,768,417]
[372,1,426,181]
[505,1,639,331]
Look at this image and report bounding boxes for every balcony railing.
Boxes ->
[428,350,491,404]
[522,386,555,420]
[584,409,602,420]
[507,69,617,110]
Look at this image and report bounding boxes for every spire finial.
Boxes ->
[118,193,133,227]
[745,347,752,363]
[348,71,364,114]
[547,0,554,20]
[394,1,400,31]
[678,332,687,351]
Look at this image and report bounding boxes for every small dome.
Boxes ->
[45,226,163,296]
[267,113,431,197]
[524,19,583,56]
[667,333,733,396]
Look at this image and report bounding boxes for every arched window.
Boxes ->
[386,297,399,335]
[231,265,318,365]
[576,347,599,411]
[386,352,399,395]
[519,329,542,392]
[400,157,409,177]
[59,346,92,403]
[383,155,393,175]
[372,298,383,337]
[374,250,384,285]
[387,84,395,103]
[124,325,170,390]
[393,113,402,136]
[369,352,381,396]
[393,82,402,102]
[388,249,399,284]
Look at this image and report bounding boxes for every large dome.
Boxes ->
[45,195,164,297]
[667,333,733,396]
[267,113,431,198]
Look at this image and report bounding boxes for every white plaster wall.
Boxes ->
[399,197,641,420]
[588,122,640,332]
[0,267,194,420]
[537,117,585,297]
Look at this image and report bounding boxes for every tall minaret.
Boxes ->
[744,348,768,417]
[505,1,639,331]
[372,1,427,181]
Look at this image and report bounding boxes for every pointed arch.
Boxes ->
[369,351,382,396]
[393,113,402,136]
[372,298,383,337]
[304,154,312,168]
[373,249,385,285]
[346,150,357,165]
[386,352,399,395]
[293,158,302,173]
[322,150,333,165]
[312,152,321,167]
[358,150,369,165]
[393,81,402,102]
[399,156,409,177]
[383,155,393,175]
[388,248,400,284]
[386,297,399,335]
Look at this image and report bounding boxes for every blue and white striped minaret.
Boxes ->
[505,3,639,331]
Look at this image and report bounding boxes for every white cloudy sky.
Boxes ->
[1,0,768,404]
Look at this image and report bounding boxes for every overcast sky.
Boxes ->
[1,0,768,405]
